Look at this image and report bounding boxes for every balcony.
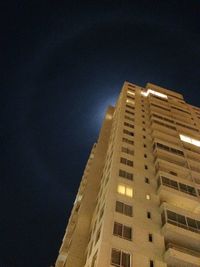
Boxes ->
[150,120,177,137]
[164,243,200,267]
[151,131,180,146]
[157,176,200,213]
[161,209,200,252]
[153,142,187,168]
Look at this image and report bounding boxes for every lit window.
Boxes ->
[146,194,151,200]
[126,187,133,197]
[117,184,133,197]
[126,99,135,105]
[141,89,168,99]
[179,134,200,147]
[127,90,135,96]
[118,185,125,195]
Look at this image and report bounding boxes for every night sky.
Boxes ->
[1,1,200,266]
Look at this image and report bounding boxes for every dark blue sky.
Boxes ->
[1,1,200,266]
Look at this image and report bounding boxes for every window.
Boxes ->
[145,165,148,170]
[171,105,190,114]
[144,154,147,158]
[151,103,170,112]
[127,90,135,96]
[119,169,133,180]
[121,147,134,155]
[117,184,133,197]
[159,176,197,197]
[152,113,174,123]
[125,110,135,115]
[113,222,132,240]
[126,104,135,110]
[116,201,133,217]
[123,129,134,137]
[124,115,134,122]
[148,233,153,242]
[163,210,200,233]
[155,142,184,156]
[122,137,134,145]
[150,260,154,267]
[145,177,150,184]
[111,248,131,267]
[120,157,133,167]
[124,122,134,129]
[126,99,135,105]
[152,119,176,130]
[176,121,198,132]
[147,211,151,219]
[179,134,200,147]
[146,194,151,200]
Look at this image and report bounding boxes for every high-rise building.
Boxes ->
[55,82,200,267]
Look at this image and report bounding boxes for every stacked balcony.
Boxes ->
[157,175,200,213]
[150,113,200,265]
[161,205,200,252]
[164,243,200,267]
[153,141,187,169]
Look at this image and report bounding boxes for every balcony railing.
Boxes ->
[166,243,200,258]
[157,176,198,197]
[154,155,187,168]
[161,210,200,234]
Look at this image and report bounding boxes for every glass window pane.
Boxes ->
[179,183,187,192]
[113,222,123,236]
[126,187,133,197]
[167,210,176,221]
[170,180,178,189]
[121,252,130,267]
[123,226,132,240]
[187,185,197,196]
[116,201,123,213]
[187,218,197,229]
[177,214,186,225]
[124,204,133,217]
[111,249,121,266]
[118,185,125,195]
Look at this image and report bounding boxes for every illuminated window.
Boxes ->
[127,90,135,96]
[117,184,133,197]
[141,89,168,99]
[126,99,135,105]
[146,194,151,200]
[126,187,133,197]
[118,184,125,195]
[179,134,200,147]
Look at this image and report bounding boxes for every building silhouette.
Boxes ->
[55,82,200,267]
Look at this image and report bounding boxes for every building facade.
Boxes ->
[55,82,200,267]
